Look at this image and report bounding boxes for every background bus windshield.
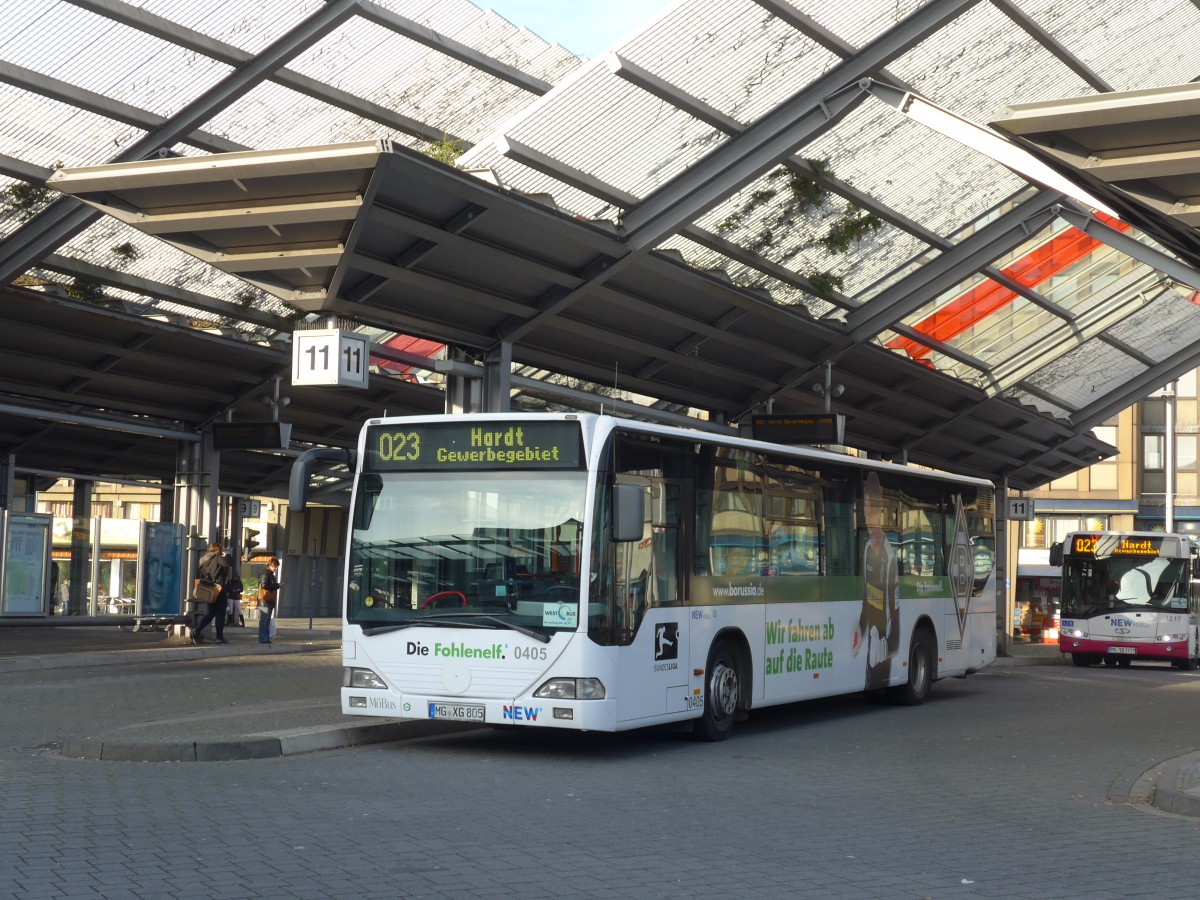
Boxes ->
[347,470,587,632]
[1061,555,1188,618]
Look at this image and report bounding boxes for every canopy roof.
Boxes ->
[7,0,1200,494]
[991,81,1200,272]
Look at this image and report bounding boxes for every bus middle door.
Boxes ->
[616,477,692,724]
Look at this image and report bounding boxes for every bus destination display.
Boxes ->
[365,421,583,471]
[1070,534,1167,557]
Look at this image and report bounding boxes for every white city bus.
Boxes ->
[1052,531,1200,670]
[339,413,997,739]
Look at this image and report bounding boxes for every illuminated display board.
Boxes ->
[751,414,845,445]
[364,421,584,472]
[1069,534,1167,557]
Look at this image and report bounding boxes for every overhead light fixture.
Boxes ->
[865,80,1117,218]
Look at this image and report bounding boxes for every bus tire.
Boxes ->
[693,639,739,742]
[887,624,935,706]
[1172,656,1197,671]
[1071,653,1097,667]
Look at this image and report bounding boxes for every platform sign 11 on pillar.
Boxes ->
[292,328,369,388]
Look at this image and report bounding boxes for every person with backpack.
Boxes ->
[193,542,231,644]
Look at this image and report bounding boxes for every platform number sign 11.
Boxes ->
[291,328,369,389]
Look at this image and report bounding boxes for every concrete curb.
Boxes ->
[60,720,470,763]
[0,639,338,674]
[1150,750,1200,818]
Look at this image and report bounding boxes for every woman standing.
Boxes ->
[193,542,231,643]
[258,557,280,644]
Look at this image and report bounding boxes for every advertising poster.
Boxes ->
[141,522,185,616]
[2,513,51,615]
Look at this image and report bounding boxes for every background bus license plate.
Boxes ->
[429,703,485,721]
[1107,647,1135,654]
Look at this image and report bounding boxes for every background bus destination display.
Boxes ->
[366,421,584,471]
[1069,534,1179,557]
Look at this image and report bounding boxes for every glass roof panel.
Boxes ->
[616,0,838,125]
[137,0,316,53]
[1107,288,1200,363]
[801,108,1026,262]
[1021,339,1147,411]
[0,87,145,173]
[815,0,930,49]
[2,2,234,120]
[3,0,580,320]
[889,1,1095,117]
[1015,0,1200,91]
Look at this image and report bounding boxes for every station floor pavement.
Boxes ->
[1,620,1197,818]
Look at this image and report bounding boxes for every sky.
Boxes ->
[478,0,678,59]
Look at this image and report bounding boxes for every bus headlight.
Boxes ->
[1065,628,1086,638]
[534,677,606,700]
[1156,634,1187,643]
[343,667,387,689]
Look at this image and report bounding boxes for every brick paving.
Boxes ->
[2,639,1199,898]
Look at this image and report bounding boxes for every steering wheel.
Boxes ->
[421,590,468,610]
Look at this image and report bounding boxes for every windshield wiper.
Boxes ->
[361,612,550,642]
[477,615,550,643]
[362,617,488,636]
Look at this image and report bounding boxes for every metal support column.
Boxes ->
[482,341,512,413]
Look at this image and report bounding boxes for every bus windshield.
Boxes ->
[1061,555,1189,618]
[347,469,587,635]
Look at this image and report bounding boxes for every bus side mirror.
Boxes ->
[612,483,645,543]
[1048,542,1063,567]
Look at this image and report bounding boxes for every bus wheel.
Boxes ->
[1117,657,1132,668]
[887,624,936,706]
[1071,653,1096,667]
[1172,657,1198,671]
[693,640,739,742]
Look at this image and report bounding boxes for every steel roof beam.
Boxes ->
[1072,338,1200,429]
[989,0,1112,93]
[0,60,245,155]
[605,53,744,133]
[38,253,291,332]
[0,0,363,286]
[496,78,867,342]
[988,272,1166,391]
[680,225,858,312]
[619,0,983,248]
[846,192,1061,340]
[68,0,469,145]
[356,0,553,96]
[1055,205,1200,291]
[496,136,639,209]
[364,202,585,290]
[750,0,918,92]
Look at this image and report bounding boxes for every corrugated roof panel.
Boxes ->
[890,1,1094,119]
[138,0,317,53]
[616,0,838,125]
[1023,339,1147,410]
[501,65,717,204]
[1015,0,1200,91]
[812,0,932,50]
[55,216,273,308]
[1107,289,1200,363]
[0,87,143,170]
[2,2,234,120]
